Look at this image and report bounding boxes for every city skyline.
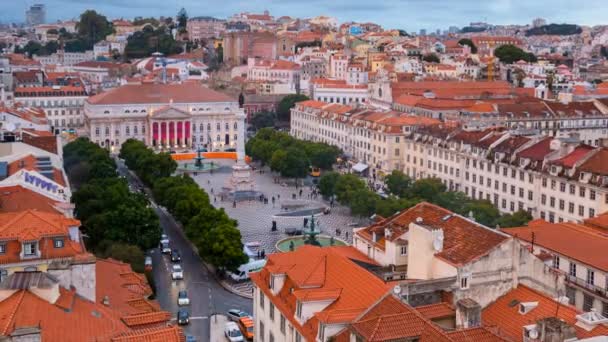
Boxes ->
[3,0,608,31]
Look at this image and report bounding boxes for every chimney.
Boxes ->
[537,317,577,341]
[456,298,481,329]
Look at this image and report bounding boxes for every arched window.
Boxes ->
[378,88,383,98]
[105,127,110,136]
[200,123,204,131]
[225,123,229,131]
[216,123,220,130]
[95,127,100,136]
[207,123,211,130]
[233,122,238,130]
[134,126,138,134]
[234,134,238,142]
[126,126,130,135]
[216,134,221,142]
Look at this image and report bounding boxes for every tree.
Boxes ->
[458,38,478,54]
[464,200,500,227]
[384,170,411,197]
[250,111,276,130]
[350,189,378,217]
[335,174,367,205]
[270,149,288,174]
[277,94,309,122]
[99,242,145,273]
[422,53,440,63]
[279,147,309,179]
[494,45,536,64]
[177,8,188,31]
[435,191,471,215]
[304,143,340,170]
[125,26,182,58]
[198,223,248,272]
[375,197,419,218]
[408,178,446,202]
[318,172,340,198]
[77,10,114,48]
[495,210,532,228]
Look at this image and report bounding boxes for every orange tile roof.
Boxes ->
[584,212,608,232]
[87,83,234,105]
[250,245,390,341]
[96,259,155,316]
[503,220,608,272]
[111,325,184,342]
[483,285,608,341]
[415,302,455,320]
[0,186,62,214]
[121,311,172,327]
[446,327,507,342]
[577,147,608,176]
[0,210,79,241]
[356,202,508,266]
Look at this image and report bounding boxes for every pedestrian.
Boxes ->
[299,189,303,197]
[210,188,214,194]
[207,180,210,185]
[233,200,236,208]
[261,249,266,258]
[277,194,280,200]
[214,196,217,202]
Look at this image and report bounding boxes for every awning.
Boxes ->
[352,162,369,173]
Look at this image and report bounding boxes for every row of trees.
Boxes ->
[318,170,531,228]
[119,139,248,272]
[246,128,341,177]
[248,94,310,131]
[124,25,183,58]
[494,44,537,64]
[63,138,161,272]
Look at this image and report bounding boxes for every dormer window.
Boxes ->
[54,238,64,248]
[23,242,38,257]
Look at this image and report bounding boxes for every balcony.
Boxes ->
[566,274,608,299]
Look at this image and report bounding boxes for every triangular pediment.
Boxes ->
[150,106,192,120]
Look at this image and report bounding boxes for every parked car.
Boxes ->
[237,317,254,341]
[161,242,171,254]
[171,249,181,262]
[171,265,184,280]
[160,234,169,244]
[224,322,244,342]
[185,335,197,342]
[177,290,190,306]
[144,256,153,271]
[177,308,189,325]
[227,309,250,322]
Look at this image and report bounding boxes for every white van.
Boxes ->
[228,259,267,282]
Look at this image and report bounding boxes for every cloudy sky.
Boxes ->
[4,0,608,31]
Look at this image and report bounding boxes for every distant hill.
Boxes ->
[525,24,582,36]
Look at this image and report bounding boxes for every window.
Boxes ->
[296,332,302,342]
[583,294,594,312]
[259,291,265,309]
[560,182,566,192]
[569,203,575,214]
[552,255,560,269]
[550,197,555,208]
[559,199,565,210]
[528,191,533,201]
[280,315,286,334]
[460,275,470,289]
[269,303,275,321]
[590,208,596,217]
[566,286,576,305]
[400,246,407,256]
[587,269,595,285]
[296,301,302,318]
[570,184,576,195]
[53,238,64,248]
[579,205,585,217]
[569,262,577,277]
[269,332,274,342]
[511,185,516,195]
[580,187,586,197]
[259,321,265,342]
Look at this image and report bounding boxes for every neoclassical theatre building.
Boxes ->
[84,82,245,152]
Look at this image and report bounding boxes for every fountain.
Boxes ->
[176,146,221,173]
[275,214,347,252]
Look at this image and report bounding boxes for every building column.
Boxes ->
[164,121,169,147]
[173,120,178,147]
[182,121,186,147]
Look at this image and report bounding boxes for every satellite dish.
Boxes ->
[529,329,539,339]
[4,123,15,132]
[393,285,401,295]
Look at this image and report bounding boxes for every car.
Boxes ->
[177,308,189,325]
[224,322,244,342]
[144,256,153,271]
[177,290,190,306]
[171,249,181,262]
[160,234,169,244]
[227,309,251,322]
[161,242,171,254]
[171,265,184,280]
[185,335,197,342]
[237,317,254,341]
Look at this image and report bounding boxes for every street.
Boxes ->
[115,159,253,342]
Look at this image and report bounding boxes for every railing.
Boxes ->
[565,274,607,298]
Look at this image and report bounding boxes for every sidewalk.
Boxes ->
[209,314,229,342]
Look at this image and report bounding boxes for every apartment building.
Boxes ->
[309,78,369,105]
[13,85,88,132]
[329,53,348,80]
[247,58,301,94]
[290,100,439,174]
[503,219,608,318]
[187,16,226,41]
[400,126,608,222]
[84,82,244,152]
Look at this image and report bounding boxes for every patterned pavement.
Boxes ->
[189,160,368,253]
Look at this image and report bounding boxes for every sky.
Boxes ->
[3,0,608,32]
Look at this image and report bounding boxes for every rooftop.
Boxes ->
[87,83,235,105]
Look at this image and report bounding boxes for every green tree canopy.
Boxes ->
[250,111,276,130]
[495,210,533,228]
[408,178,446,202]
[177,8,188,30]
[384,170,411,197]
[457,38,478,54]
[125,26,183,58]
[77,10,114,48]
[277,94,309,122]
[494,44,537,64]
[464,200,501,227]
[422,53,440,63]
[318,172,340,198]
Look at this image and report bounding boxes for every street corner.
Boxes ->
[209,314,229,342]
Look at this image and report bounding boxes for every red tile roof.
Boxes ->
[516,137,553,161]
[87,83,234,105]
[577,147,608,176]
[503,220,608,272]
[0,186,62,214]
[250,246,390,341]
[548,145,595,169]
[483,285,608,341]
[415,302,455,320]
[446,327,507,342]
[356,202,508,266]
